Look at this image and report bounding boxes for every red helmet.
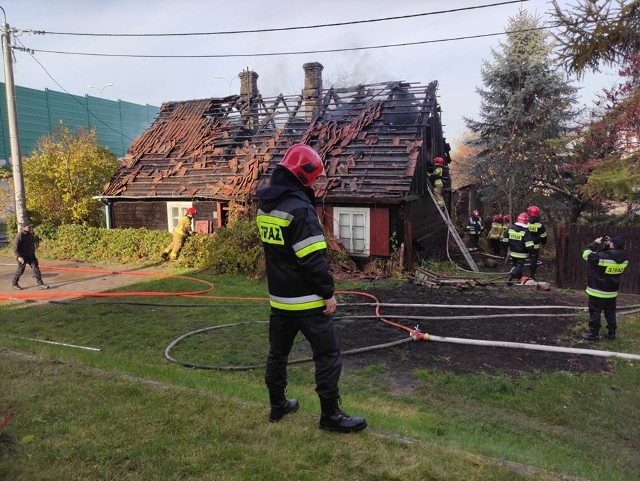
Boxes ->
[492,214,501,222]
[280,144,325,187]
[186,207,196,216]
[434,156,445,167]
[472,209,480,216]
[517,212,529,224]
[527,205,540,217]
[502,214,510,222]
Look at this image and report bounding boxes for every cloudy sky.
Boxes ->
[2,0,619,148]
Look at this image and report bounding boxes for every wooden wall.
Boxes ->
[555,225,639,294]
[110,200,218,232]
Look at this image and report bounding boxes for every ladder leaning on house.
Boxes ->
[426,184,479,272]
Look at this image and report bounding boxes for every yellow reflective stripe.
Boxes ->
[175,229,186,236]
[582,249,593,260]
[294,235,327,257]
[296,241,327,258]
[269,294,325,311]
[586,287,618,298]
[509,252,529,259]
[525,240,534,248]
[256,211,292,227]
[599,259,628,275]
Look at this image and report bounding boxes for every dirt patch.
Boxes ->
[332,282,630,382]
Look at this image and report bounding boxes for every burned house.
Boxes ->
[99,62,452,265]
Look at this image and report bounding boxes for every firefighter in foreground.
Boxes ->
[526,205,547,280]
[162,207,196,261]
[255,143,367,433]
[503,212,535,283]
[581,235,628,341]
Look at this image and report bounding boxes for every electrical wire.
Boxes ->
[31,1,530,37]
[16,28,548,59]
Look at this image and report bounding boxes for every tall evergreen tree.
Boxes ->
[465,10,578,217]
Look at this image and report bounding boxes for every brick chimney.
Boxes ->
[239,70,259,97]
[303,62,323,122]
[239,69,259,130]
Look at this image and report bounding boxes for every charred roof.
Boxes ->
[102,77,443,204]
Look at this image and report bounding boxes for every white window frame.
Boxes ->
[333,207,370,257]
[166,201,194,233]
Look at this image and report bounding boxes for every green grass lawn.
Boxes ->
[1,272,639,481]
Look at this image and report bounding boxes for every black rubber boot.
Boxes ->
[581,331,600,341]
[319,397,367,433]
[269,393,299,422]
[604,330,616,340]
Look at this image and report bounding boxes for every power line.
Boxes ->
[27,1,529,37]
[15,28,550,59]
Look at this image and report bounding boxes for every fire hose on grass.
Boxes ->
[2,264,638,364]
[164,291,640,369]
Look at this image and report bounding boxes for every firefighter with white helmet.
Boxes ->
[162,207,196,261]
[256,143,366,433]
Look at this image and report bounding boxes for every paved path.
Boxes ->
[0,255,167,303]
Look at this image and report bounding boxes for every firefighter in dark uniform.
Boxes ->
[500,214,510,257]
[580,235,628,341]
[255,143,366,433]
[504,212,535,283]
[466,209,483,251]
[526,205,547,279]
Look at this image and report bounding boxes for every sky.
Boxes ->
[1,0,621,150]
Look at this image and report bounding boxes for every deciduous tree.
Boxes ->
[23,125,119,226]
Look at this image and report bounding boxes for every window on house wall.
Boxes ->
[333,207,370,257]
[166,202,193,232]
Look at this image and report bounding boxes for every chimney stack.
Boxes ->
[303,62,323,122]
[239,69,259,97]
[239,69,259,130]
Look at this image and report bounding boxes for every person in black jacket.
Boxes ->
[580,235,628,341]
[255,143,366,433]
[526,205,547,280]
[466,209,483,251]
[503,212,535,283]
[12,221,49,290]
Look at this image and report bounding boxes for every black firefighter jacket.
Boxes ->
[582,242,628,298]
[503,222,534,259]
[255,167,334,315]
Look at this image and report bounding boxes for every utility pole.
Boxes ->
[1,8,27,226]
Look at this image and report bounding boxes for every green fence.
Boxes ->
[0,82,159,160]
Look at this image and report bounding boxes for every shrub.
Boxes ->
[34,221,264,277]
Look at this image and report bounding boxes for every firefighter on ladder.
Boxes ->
[429,157,446,208]
[162,207,196,261]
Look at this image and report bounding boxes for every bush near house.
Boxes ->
[26,222,265,277]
